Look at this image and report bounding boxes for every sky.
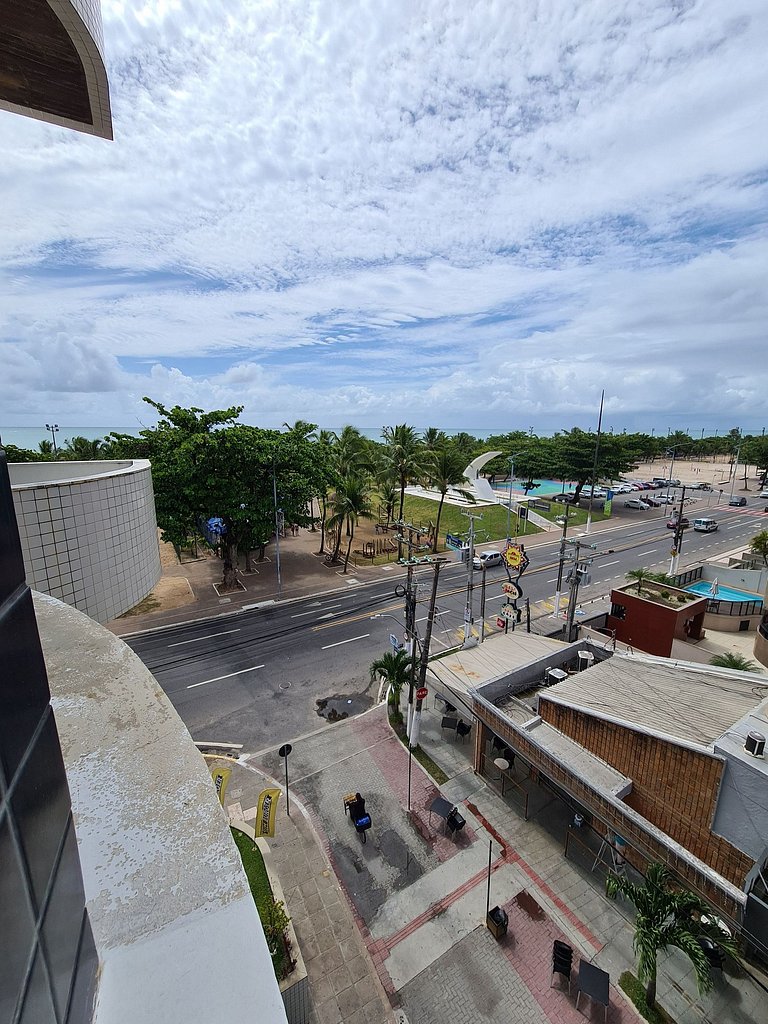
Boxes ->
[1,0,767,442]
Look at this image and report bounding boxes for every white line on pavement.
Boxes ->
[321,633,370,650]
[168,629,241,647]
[602,560,620,567]
[187,665,265,688]
[291,602,346,618]
[644,549,658,555]
[546,577,558,583]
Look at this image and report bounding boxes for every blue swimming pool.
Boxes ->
[495,479,577,495]
[685,581,764,604]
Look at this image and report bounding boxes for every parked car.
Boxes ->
[759,490,768,499]
[728,496,747,507]
[693,518,718,532]
[551,493,577,503]
[667,516,690,529]
[624,498,650,509]
[691,482,713,490]
[473,550,502,570]
[612,484,633,494]
[644,497,664,507]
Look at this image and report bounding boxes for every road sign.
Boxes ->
[416,687,428,701]
[278,743,292,758]
[389,633,402,650]
[445,533,463,550]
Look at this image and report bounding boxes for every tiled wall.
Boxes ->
[1,451,97,1023]
[12,464,161,624]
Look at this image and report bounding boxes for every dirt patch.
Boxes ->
[118,576,195,617]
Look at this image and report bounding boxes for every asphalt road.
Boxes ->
[127,493,767,753]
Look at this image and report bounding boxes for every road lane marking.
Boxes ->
[601,560,620,567]
[291,602,345,618]
[321,633,370,650]
[187,665,265,689]
[169,629,241,647]
[546,577,558,583]
[644,549,658,555]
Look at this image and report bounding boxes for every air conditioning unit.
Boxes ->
[744,732,766,758]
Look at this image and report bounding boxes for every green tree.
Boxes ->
[543,429,637,501]
[380,424,428,523]
[709,652,758,671]
[426,446,474,552]
[1,443,44,462]
[625,567,653,593]
[607,863,738,1009]
[61,435,105,460]
[326,472,375,573]
[369,648,411,705]
[109,400,327,589]
[749,530,768,567]
[742,436,768,487]
[37,439,54,457]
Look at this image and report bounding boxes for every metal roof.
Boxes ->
[541,653,768,748]
[427,631,567,697]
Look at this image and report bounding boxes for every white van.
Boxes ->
[693,518,718,532]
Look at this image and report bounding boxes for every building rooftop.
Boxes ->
[427,630,568,699]
[541,651,768,749]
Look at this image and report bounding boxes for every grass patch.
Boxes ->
[401,494,539,543]
[230,827,289,979]
[619,971,675,1024]
[388,708,449,785]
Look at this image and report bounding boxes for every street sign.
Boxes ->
[445,533,463,550]
[389,633,402,651]
[278,743,292,758]
[416,687,428,701]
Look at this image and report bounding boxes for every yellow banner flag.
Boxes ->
[210,765,232,807]
[254,787,281,838]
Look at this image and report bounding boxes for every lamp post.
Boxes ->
[505,452,524,542]
[45,423,59,452]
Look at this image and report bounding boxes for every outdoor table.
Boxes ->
[576,961,610,1023]
[441,716,459,736]
[493,757,510,795]
[429,795,455,832]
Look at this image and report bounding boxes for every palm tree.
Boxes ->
[326,472,375,572]
[607,863,738,1009]
[709,652,758,672]
[426,447,474,552]
[626,567,653,594]
[369,649,411,705]
[380,424,428,523]
[62,436,104,460]
[422,427,447,450]
[749,529,768,567]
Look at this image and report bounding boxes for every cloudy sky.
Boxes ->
[2,0,767,441]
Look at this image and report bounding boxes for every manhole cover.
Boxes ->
[279,681,292,691]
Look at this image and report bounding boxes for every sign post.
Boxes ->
[278,742,293,816]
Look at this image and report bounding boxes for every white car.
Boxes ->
[759,490,768,499]
[612,484,633,494]
[473,550,502,570]
[624,498,650,510]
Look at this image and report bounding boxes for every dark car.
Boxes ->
[667,516,690,529]
[729,496,747,507]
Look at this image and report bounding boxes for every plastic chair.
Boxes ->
[551,940,573,990]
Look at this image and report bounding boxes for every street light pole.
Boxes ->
[45,423,59,452]
[272,463,282,599]
[728,444,741,503]
[584,390,605,535]
[505,452,523,542]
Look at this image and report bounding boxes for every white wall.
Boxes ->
[11,460,161,623]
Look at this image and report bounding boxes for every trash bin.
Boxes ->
[486,906,508,940]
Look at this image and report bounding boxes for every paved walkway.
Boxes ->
[228,702,767,1024]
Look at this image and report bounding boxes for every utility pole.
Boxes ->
[461,511,482,648]
[394,520,431,738]
[410,560,444,750]
[728,443,741,503]
[480,563,487,642]
[553,502,571,618]
[272,463,282,599]
[669,486,688,575]
[563,538,596,642]
[585,389,605,535]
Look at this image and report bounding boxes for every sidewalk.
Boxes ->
[234,702,767,1024]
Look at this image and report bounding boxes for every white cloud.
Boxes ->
[1,0,767,437]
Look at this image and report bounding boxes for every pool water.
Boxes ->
[685,581,764,604]
[495,479,577,495]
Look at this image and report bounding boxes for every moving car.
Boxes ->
[693,518,718,532]
[728,496,747,507]
[473,550,502,570]
[759,490,768,499]
[624,498,650,509]
[667,516,690,529]
[643,496,664,507]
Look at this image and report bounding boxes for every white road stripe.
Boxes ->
[169,629,241,647]
[187,665,264,688]
[602,560,620,567]
[644,549,658,555]
[321,633,370,650]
